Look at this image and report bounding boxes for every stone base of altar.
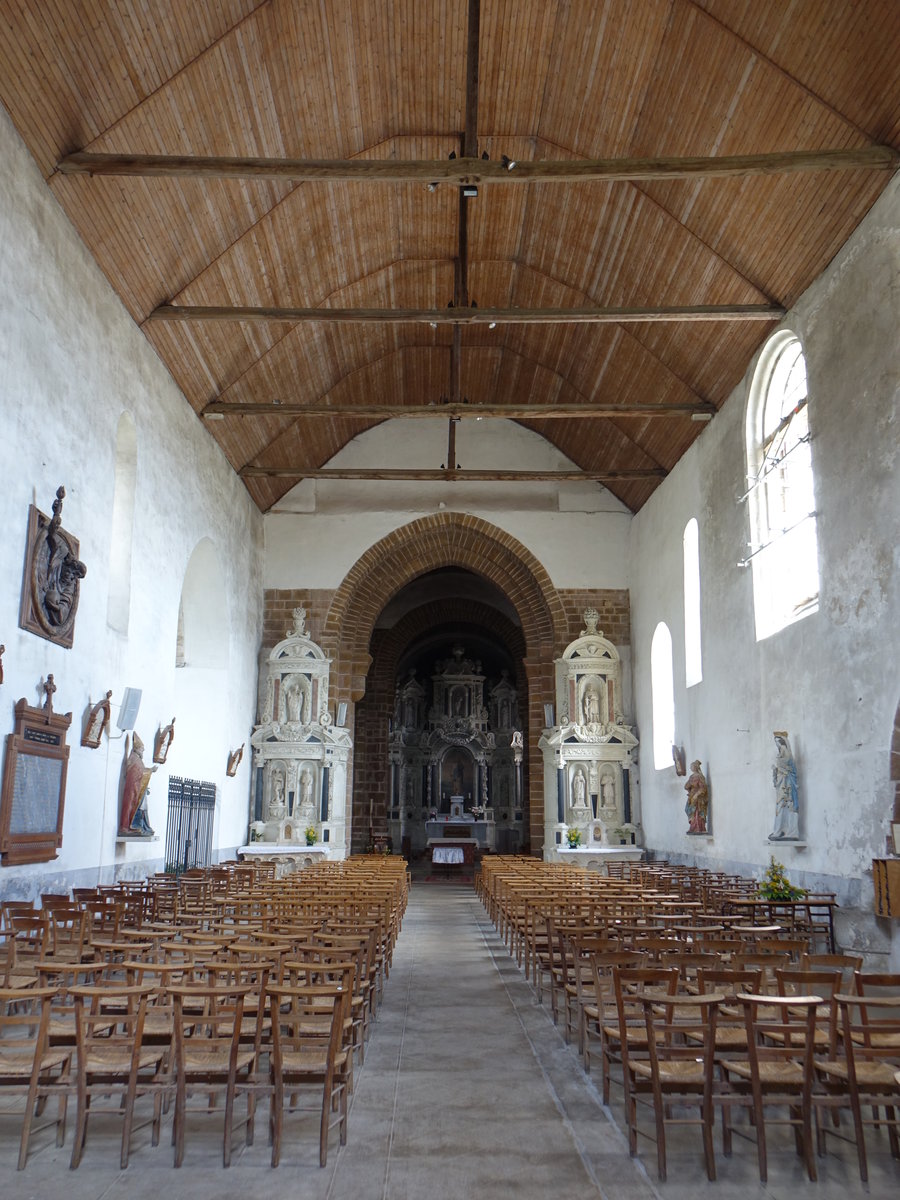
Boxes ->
[548,845,643,873]
[237,843,341,875]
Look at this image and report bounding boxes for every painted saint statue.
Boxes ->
[769,732,800,840]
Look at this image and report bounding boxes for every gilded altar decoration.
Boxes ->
[19,486,87,648]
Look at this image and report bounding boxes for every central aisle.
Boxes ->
[322,881,658,1200]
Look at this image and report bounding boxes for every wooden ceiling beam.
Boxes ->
[58,146,898,184]
[205,401,714,419]
[151,302,783,324]
[238,466,667,481]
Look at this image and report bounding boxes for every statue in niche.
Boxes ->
[298,768,314,821]
[20,486,87,648]
[600,774,616,815]
[684,760,709,834]
[571,768,587,809]
[769,732,800,840]
[583,689,601,725]
[153,717,175,764]
[82,690,112,749]
[268,768,286,820]
[285,679,305,724]
[453,690,465,716]
[450,761,464,795]
[119,733,157,835]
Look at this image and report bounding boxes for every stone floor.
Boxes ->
[2,878,899,1199]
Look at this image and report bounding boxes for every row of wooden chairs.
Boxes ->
[479,856,898,1183]
[1,855,408,1170]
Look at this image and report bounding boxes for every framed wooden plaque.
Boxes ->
[1,697,71,865]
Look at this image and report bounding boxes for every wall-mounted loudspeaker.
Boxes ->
[116,687,142,731]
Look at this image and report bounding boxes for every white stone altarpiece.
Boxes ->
[242,607,351,862]
[538,609,641,864]
[389,647,524,855]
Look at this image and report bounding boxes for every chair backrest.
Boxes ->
[737,993,821,1081]
[835,991,900,1071]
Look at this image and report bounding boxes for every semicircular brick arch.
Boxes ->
[322,513,565,690]
[322,513,567,854]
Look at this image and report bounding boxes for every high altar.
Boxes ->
[538,609,642,865]
[388,645,524,855]
[240,607,351,864]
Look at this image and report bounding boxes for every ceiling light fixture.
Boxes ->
[488,321,497,329]
[691,412,714,422]
[462,184,478,198]
[203,411,225,421]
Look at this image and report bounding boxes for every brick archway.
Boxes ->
[321,513,567,853]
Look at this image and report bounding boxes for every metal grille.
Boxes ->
[164,776,216,875]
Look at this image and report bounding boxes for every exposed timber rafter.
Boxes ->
[238,466,667,482]
[203,400,715,419]
[150,302,784,324]
[57,146,899,183]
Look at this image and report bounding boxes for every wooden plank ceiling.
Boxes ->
[1,0,898,512]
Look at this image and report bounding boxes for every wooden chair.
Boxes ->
[169,982,258,1167]
[0,985,72,1169]
[718,993,822,1182]
[628,991,725,1180]
[266,981,351,1167]
[610,966,680,1143]
[814,990,900,1181]
[68,983,167,1168]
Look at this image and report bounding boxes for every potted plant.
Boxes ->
[305,825,317,846]
[611,823,637,845]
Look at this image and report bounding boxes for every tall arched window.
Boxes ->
[683,517,702,687]
[107,412,137,634]
[650,622,675,770]
[745,331,819,641]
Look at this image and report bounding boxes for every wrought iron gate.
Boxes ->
[164,776,216,874]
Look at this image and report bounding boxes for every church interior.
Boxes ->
[0,2,899,1193]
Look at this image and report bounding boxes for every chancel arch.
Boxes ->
[320,513,567,853]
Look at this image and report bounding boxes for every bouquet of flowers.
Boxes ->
[566,828,582,848]
[305,825,317,846]
[757,855,806,900]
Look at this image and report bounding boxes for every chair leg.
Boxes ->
[223,1079,236,1167]
[120,1073,139,1169]
[173,1077,186,1167]
[70,1076,88,1169]
[319,1080,332,1167]
[751,1083,767,1183]
[270,1089,282,1167]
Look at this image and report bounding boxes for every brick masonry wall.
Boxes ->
[557,589,631,646]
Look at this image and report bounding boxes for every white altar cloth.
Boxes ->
[432,846,465,865]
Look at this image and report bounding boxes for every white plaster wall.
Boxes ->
[629,178,900,952]
[266,418,631,590]
[0,109,263,896]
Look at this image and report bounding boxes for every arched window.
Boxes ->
[745,331,819,640]
[107,412,137,633]
[650,622,675,770]
[683,518,702,687]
